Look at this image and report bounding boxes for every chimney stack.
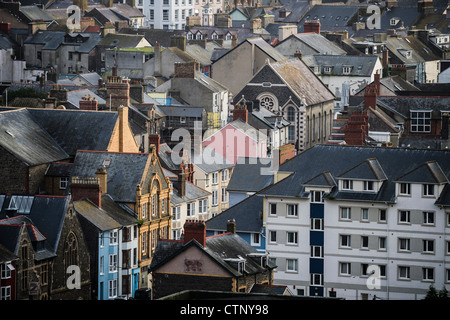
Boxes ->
[95,167,107,195]
[70,176,102,207]
[233,103,248,123]
[303,20,321,34]
[79,94,98,111]
[227,219,236,234]
[149,134,160,154]
[183,220,206,247]
[178,172,186,198]
[174,61,199,78]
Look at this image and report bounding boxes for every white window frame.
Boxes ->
[410,111,431,133]
[221,187,228,203]
[286,259,298,272]
[422,267,434,281]
[311,245,323,258]
[311,218,323,231]
[398,266,410,280]
[269,203,277,216]
[109,230,118,245]
[340,207,351,220]
[108,279,117,298]
[109,254,118,273]
[211,172,218,185]
[251,233,261,246]
[339,262,351,276]
[342,179,353,190]
[287,204,298,217]
[198,199,207,214]
[187,202,196,217]
[212,190,218,206]
[269,230,277,243]
[286,231,298,245]
[379,237,387,251]
[423,239,434,254]
[363,180,374,191]
[222,169,228,182]
[398,183,411,196]
[398,210,410,224]
[172,206,181,220]
[423,184,435,197]
[340,234,351,248]
[399,238,410,252]
[361,208,369,222]
[361,235,369,249]
[310,273,323,286]
[59,177,69,190]
[423,211,435,225]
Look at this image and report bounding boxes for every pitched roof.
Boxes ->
[27,108,118,156]
[206,193,263,233]
[278,33,346,55]
[258,144,450,204]
[24,30,66,50]
[0,109,69,166]
[337,158,388,181]
[303,55,380,77]
[247,37,287,62]
[303,171,336,187]
[394,160,448,184]
[170,180,211,205]
[269,58,335,105]
[71,150,151,203]
[297,5,359,31]
[74,198,122,232]
[0,194,70,260]
[226,157,274,192]
[150,232,273,276]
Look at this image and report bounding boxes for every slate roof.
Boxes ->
[119,27,185,47]
[27,108,118,156]
[74,198,123,232]
[150,232,273,276]
[276,33,346,56]
[71,150,151,203]
[303,171,336,187]
[247,37,287,62]
[192,146,235,174]
[66,89,106,109]
[0,194,70,260]
[337,158,388,181]
[226,157,274,193]
[97,33,147,49]
[206,192,263,233]
[377,96,450,119]
[24,30,66,50]
[170,179,211,205]
[394,160,448,184]
[258,144,450,205]
[297,5,359,32]
[269,58,335,105]
[21,5,55,22]
[303,55,380,77]
[45,162,73,177]
[0,108,69,166]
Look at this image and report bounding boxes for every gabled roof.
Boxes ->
[71,150,151,203]
[303,55,380,77]
[303,171,336,187]
[258,144,450,204]
[269,58,335,105]
[394,160,448,184]
[377,96,450,119]
[97,33,148,49]
[277,33,346,56]
[247,37,287,62]
[0,109,69,166]
[74,198,122,232]
[24,30,66,50]
[206,192,263,233]
[170,179,211,205]
[150,232,272,277]
[27,108,118,156]
[21,5,55,22]
[297,5,359,32]
[0,194,70,260]
[337,158,388,181]
[226,157,274,193]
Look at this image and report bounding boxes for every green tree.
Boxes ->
[424,284,439,300]
[438,286,449,300]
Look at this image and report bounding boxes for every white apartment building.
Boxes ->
[259,145,450,300]
[141,0,195,30]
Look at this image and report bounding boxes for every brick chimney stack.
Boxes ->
[303,20,321,34]
[149,134,160,154]
[233,103,248,123]
[174,61,200,78]
[178,172,186,198]
[70,176,102,207]
[183,220,206,247]
[79,94,98,111]
[227,219,236,234]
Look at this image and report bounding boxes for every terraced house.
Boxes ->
[70,147,172,290]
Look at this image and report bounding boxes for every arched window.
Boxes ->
[287,107,295,122]
[257,93,278,112]
[64,232,79,271]
[312,114,316,142]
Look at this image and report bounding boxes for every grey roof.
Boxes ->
[297,5,359,31]
[394,160,448,184]
[63,32,102,53]
[303,55,380,77]
[384,36,440,64]
[193,146,235,174]
[337,158,388,181]
[158,105,204,118]
[72,72,103,86]
[71,150,150,203]
[0,194,70,260]
[303,171,336,187]
[277,33,346,56]
[67,89,106,109]
[270,58,335,105]
[0,109,69,166]
[0,33,16,50]
[258,145,450,205]
[377,96,450,119]
[150,232,272,276]
[278,0,311,23]
[226,157,274,192]
[27,108,118,156]
[380,6,420,29]
[45,162,73,177]
[170,180,211,205]
[74,198,122,232]
[206,192,263,233]
[24,30,66,50]
[21,5,55,22]
[97,33,147,49]
[247,37,287,62]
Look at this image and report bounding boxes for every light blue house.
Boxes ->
[75,194,140,300]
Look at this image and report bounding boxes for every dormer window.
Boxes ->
[363,181,374,191]
[398,183,411,196]
[323,66,333,74]
[342,179,353,190]
[342,66,353,75]
[423,184,435,197]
